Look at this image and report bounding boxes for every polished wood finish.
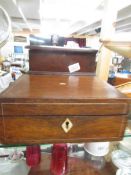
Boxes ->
[26,45,97,73]
[116,82,131,119]
[114,74,131,86]
[0,75,128,103]
[3,115,127,144]
[109,73,131,119]
[0,106,4,142]
[0,119,4,142]
[0,74,129,144]
[114,77,131,86]
[29,154,116,175]
[116,82,131,98]
[0,46,129,144]
[2,102,128,116]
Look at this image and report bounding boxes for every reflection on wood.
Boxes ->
[114,75,131,119]
[116,82,131,98]
[28,154,116,175]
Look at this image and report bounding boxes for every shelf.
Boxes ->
[28,152,116,175]
[102,41,131,58]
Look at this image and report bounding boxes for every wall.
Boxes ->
[0,34,14,59]
[1,34,29,61]
[86,35,101,50]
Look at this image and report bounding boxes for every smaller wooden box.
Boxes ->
[26,45,97,74]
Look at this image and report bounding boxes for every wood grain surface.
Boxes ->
[0,75,129,144]
[28,153,116,175]
[0,118,4,142]
[2,102,128,116]
[0,75,128,102]
[27,45,97,73]
[3,115,127,144]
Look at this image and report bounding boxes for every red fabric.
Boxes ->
[50,144,68,175]
[26,145,41,167]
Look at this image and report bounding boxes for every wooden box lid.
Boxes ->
[0,74,129,116]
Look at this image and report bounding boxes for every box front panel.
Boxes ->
[3,115,127,144]
[29,50,97,73]
[0,118,4,143]
[0,106,4,143]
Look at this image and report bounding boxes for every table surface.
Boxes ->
[28,153,116,175]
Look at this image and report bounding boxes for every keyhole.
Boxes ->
[62,118,73,133]
[66,121,69,129]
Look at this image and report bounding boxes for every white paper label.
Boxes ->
[68,63,80,73]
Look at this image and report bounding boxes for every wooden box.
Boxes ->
[0,74,129,144]
[26,45,97,74]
